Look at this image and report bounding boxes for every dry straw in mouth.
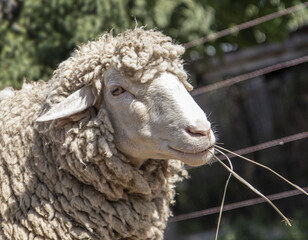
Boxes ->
[209,144,308,239]
[215,145,308,198]
[213,149,233,240]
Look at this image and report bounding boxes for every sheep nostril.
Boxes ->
[186,125,210,137]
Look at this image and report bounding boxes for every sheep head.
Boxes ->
[37,28,215,168]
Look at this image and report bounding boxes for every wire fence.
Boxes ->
[170,1,308,228]
[169,132,308,223]
[187,1,308,97]
[191,55,308,96]
[216,131,308,161]
[169,187,308,223]
[184,1,308,49]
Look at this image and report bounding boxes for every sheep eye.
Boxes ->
[111,86,125,96]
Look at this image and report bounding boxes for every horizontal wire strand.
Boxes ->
[184,2,308,49]
[216,131,308,161]
[169,187,308,223]
[191,55,308,96]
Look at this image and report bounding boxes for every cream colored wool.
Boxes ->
[0,29,189,239]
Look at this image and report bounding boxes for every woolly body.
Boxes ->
[0,29,215,239]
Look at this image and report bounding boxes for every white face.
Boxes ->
[103,68,216,167]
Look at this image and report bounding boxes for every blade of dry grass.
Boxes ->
[212,148,292,226]
[215,145,308,197]
[215,151,233,240]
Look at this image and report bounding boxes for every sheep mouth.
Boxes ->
[169,146,214,157]
[168,145,215,166]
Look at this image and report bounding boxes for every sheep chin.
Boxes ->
[167,146,215,167]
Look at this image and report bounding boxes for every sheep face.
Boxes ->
[103,68,216,167]
[37,28,216,168]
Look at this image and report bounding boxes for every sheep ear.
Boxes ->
[37,85,95,122]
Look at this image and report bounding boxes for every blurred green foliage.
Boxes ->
[1,0,308,89]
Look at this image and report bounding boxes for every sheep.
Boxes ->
[0,28,216,240]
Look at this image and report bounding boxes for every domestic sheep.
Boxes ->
[0,28,215,240]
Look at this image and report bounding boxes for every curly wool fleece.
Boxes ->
[0,29,189,240]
